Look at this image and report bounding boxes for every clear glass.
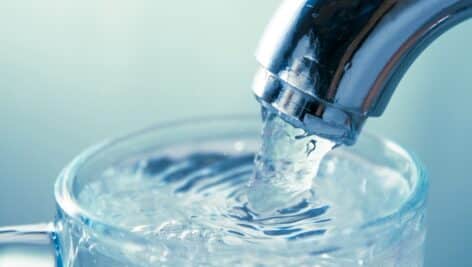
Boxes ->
[0,116,428,266]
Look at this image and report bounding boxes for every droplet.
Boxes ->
[306,140,318,156]
[344,62,352,72]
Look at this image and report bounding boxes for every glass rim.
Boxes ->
[54,115,428,251]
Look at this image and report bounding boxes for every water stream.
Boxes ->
[247,112,335,213]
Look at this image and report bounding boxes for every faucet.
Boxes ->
[253,0,472,145]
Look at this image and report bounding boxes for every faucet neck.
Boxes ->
[253,0,472,145]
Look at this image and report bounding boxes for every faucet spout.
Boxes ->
[253,0,472,145]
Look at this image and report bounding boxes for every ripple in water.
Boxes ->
[77,116,411,265]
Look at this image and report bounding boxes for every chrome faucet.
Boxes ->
[253,0,472,145]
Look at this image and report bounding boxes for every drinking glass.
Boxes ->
[0,116,428,266]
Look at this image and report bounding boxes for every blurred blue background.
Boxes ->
[0,1,470,266]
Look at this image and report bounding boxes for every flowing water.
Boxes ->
[247,113,336,214]
[69,114,424,266]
